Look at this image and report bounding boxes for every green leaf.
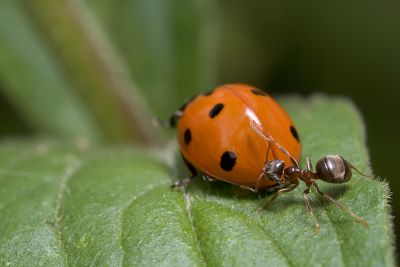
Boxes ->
[84,0,219,116]
[0,1,218,142]
[22,0,155,143]
[0,97,394,266]
[0,1,100,140]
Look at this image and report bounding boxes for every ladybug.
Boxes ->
[170,83,301,191]
[169,83,368,231]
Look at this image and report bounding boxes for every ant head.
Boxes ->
[264,160,285,182]
[316,155,352,183]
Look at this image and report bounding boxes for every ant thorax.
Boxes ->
[284,166,315,186]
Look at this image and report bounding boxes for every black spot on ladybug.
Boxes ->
[220,151,237,171]
[184,128,192,145]
[251,89,268,96]
[290,126,300,142]
[209,103,224,118]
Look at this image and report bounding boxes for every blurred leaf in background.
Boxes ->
[0,0,218,143]
[0,1,100,140]
[84,0,219,116]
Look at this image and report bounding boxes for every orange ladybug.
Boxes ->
[170,83,301,191]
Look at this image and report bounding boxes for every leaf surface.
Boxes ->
[0,97,394,267]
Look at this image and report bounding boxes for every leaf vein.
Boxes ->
[183,191,207,267]
[118,182,170,267]
[319,195,346,267]
[48,159,83,267]
[205,199,295,267]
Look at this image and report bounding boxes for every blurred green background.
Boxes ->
[0,0,398,259]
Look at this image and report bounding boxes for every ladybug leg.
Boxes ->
[171,155,197,190]
[303,187,320,232]
[258,182,299,211]
[202,174,216,182]
[313,182,368,226]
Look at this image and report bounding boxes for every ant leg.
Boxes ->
[253,144,271,192]
[313,183,368,226]
[171,155,197,191]
[306,157,313,171]
[265,183,287,193]
[303,187,321,232]
[239,185,258,193]
[346,161,372,180]
[249,120,299,168]
[254,171,265,192]
[258,183,299,211]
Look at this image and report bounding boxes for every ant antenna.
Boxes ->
[250,120,299,168]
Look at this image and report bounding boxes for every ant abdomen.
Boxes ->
[316,155,352,184]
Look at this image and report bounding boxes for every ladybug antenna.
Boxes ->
[152,110,183,128]
[151,117,168,128]
[250,120,299,168]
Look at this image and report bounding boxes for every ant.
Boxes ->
[250,120,369,232]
